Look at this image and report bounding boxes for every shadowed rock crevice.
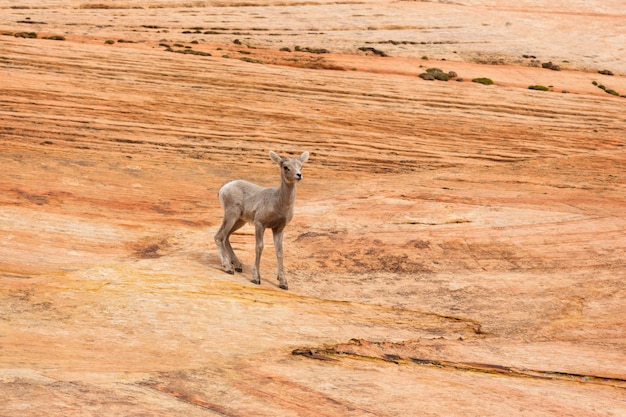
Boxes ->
[293,339,626,389]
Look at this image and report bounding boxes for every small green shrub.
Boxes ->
[605,89,619,96]
[472,77,494,85]
[426,68,450,81]
[43,35,65,41]
[528,85,549,91]
[104,40,115,44]
[418,68,458,82]
[419,73,435,81]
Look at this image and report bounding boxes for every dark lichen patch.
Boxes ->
[130,237,171,259]
[135,244,161,258]
[13,189,49,205]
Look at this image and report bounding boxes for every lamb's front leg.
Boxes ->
[252,222,265,285]
[273,228,288,290]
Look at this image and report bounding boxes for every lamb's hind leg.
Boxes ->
[225,219,245,272]
[214,214,241,274]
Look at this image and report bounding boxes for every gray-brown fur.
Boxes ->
[214,151,309,290]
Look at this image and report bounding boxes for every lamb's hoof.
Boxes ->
[225,270,235,275]
[279,283,288,290]
[251,279,260,285]
[235,267,243,273]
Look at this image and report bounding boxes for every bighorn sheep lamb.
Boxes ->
[214,151,309,290]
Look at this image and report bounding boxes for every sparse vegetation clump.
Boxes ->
[14,32,37,38]
[294,46,329,54]
[541,61,561,71]
[472,77,494,85]
[358,47,387,57]
[17,19,46,25]
[177,49,211,57]
[160,43,211,57]
[42,35,65,41]
[592,80,621,97]
[418,68,457,81]
[528,85,549,91]
[240,57,263,64]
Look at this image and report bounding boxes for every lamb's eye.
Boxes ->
[283,166,289,171]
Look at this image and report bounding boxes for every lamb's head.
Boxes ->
[270,151,309,184]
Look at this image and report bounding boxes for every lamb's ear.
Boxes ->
[269,151,283,165]
[300,151,309,162]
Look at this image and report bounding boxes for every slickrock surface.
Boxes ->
[1,1,625,415]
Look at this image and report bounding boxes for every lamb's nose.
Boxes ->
[296,173,302,180]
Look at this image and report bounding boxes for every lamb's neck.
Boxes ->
[277,181,297,208]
